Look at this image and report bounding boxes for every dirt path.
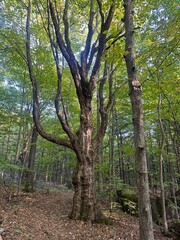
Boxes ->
[0,184,172,240]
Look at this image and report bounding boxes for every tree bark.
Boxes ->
[123,1,154,239]
[69,101,102,221]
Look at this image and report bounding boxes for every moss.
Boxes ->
[95,217,113,225]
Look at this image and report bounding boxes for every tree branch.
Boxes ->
[26,0,73,150]
[96,0,104,24]
[54,47,77,142]
[90,0,115,91]
[49,0,82,96]
[94,62,114,145]
[80,0,95,81]
[63,0,72,55]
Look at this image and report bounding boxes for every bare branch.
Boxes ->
[80,0,95,81]
[96,0,104,23]
[94,63,115,145]
[84,0,95,59]
[49,0,82,95]
[54,47,77,141]
[90,0,115,90]
[63,0,72,54]
[48,0,70,61]
[106,31,125,50]
[87,39,98,71]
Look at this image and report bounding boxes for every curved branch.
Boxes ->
[47,7,77,142]
[63,0,72,55]
[26,0,73,150]
[94,63,114,146]
[54,48,78,142]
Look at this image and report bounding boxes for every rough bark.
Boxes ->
[123,0,154,239]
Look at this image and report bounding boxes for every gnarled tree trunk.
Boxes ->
[70,101,97,221]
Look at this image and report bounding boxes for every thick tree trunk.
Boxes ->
[70,101,102,222]
[71,158,97,221]
[123,1,154,239]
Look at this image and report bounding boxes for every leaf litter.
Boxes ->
[0,184,172,240]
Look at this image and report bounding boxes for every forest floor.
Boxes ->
[0,184,173,240]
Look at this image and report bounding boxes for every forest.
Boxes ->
[0,0,179,240]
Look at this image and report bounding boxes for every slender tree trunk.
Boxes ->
[96,88,103,192]
[15,86,25,164]
[169,165,179,221]
[4,118,12,162]
[158,87,168,233]
[109,111,115,186]
[16,126,31,194]
[123,1,154,239]
[24,124,38,192]
[115,113,125,182]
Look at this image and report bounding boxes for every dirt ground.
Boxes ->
[0,184,172,240]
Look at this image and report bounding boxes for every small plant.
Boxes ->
[123,199,137,215]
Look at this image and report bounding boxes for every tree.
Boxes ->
[123,0,154,239]
[26,0,120,222]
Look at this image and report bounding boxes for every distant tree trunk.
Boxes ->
[4,118,12,162]
[158,83,168,233]
[96,88,103,192]
[15,86,25,165]
[16,125,31,194]
[109,110,116,185]
[169,165,179,221]
[115,113,125,182]
[123,1,154,239]
[24,124,38,192]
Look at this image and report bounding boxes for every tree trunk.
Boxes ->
[123,1,154,239]
[70,101,103,222]
[96,88,103,192]
[158,84,168,233]
[71,158,97,221]
[24,124,38,192]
